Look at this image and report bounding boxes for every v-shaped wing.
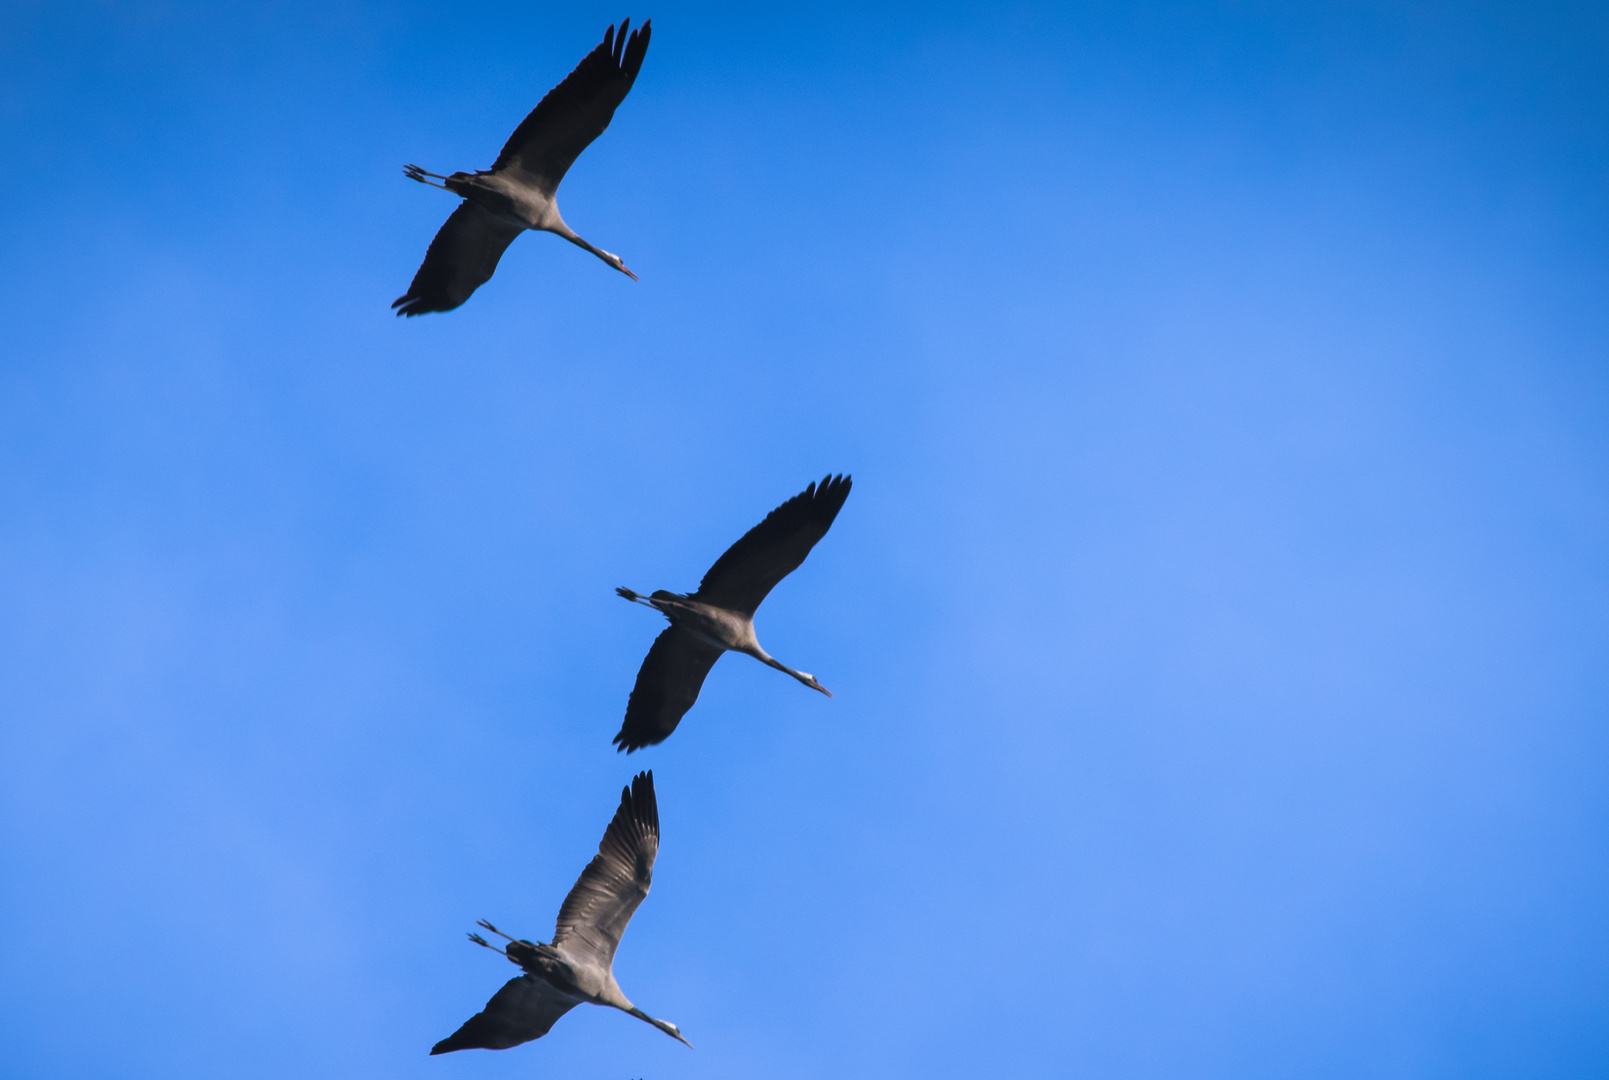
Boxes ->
[551,771,659,970]
[430,973,582,1054]
[614,626,724,752]
[694,474,853,614]
[392,201,525,316]
[492,19,652,195]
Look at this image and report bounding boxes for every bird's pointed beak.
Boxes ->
[811,678,833,698]
[620,263,640,281]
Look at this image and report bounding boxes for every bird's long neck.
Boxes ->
[623,1006,694,1048]
[594,974,632,1012]
[759,654,809,686]
[747,649,831,697]
[544,215,635,278]
[546,216,601,258]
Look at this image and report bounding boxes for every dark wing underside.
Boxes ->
[492,18,652,195]
[614,626,724,752]
[430,974,581,1054]
[392,201,524,316]
[694,474,853,614]
[551,771,659,969]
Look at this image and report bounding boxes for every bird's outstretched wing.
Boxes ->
[430,974,582,1054]
[694,474,853,614]
[492,18,652,194]
[392,201,524,316]
[552,771,659,969]
[614,627,724,752]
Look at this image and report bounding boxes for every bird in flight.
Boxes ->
[614,474,852,752]
[431,771,692,1055]
[394,18,652,316]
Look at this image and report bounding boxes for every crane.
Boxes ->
[614,474,852,751]
[394,18,651,316]
[431,771,691,1054]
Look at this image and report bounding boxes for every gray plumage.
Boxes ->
[431,771,691,1055]
[395,18,651,316]
[614,474,852,751]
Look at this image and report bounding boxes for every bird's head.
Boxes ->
[801,672,833,698]
[655,1018,694,1049]
[602,249,639,281]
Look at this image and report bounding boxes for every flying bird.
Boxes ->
[614,474,852,752]
[431,771,691,1055]
[394,18,652,316]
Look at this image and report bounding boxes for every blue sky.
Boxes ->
[2,1,1608,1077]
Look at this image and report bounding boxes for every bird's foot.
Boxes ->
[403,164,450,188]
[475,918,514,941]
[467,932,511,960]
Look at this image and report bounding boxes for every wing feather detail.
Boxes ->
[430,974,582,1054]
[392,201,524,316]
[551,771,659,969]
[493,18,652,193]
[694,474,853,614]
[614,627,724,752]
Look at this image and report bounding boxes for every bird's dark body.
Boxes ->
[440,172,528,229]
[505,939,581,991]
[646,591,758,652]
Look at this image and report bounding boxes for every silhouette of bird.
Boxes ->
[614,474,852,752]
[431,772,691,1054]
[395,18,651,316]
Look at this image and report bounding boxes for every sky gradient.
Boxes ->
[3,2,1608,1077]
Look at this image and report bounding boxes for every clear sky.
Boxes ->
[2,2,1608,1077]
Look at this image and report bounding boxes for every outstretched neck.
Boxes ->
[624,1006,695,1048]
[756,654,833,697]
[544,217,638,280]
[544,213,584,247]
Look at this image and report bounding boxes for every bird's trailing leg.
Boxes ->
[403,163,451,189]
[475,919,521,942]
[471,921,545,968]
[616,586,658,608]
[467,932,508,957]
